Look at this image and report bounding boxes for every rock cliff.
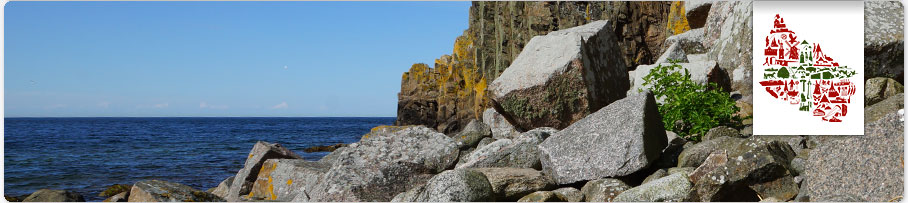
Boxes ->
[396,1,685,134]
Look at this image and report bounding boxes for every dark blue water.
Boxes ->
[4,117,395,201]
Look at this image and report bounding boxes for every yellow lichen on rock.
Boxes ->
[667,1,691,35]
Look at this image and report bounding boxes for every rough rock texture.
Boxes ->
[689,138,799,202]
[702,126,740,141]
[457,127,557,169]
[420,169,494,202]
[210,176,233,199]
[581,178,631,202]
[397,2,677,134]
[490,20,628,131]
[21,189,85,202]
[663,28,708,55]
[865,1,905,82]
[248,159,329,201]
[517,191,558,202]
[297,126,460,202]
[472,167,556,201]
[865,77,904,106]
[865,93,904,123]
[453,119,493,149]
[655,42,689,64]
[102,191,128,202]
[552,187,583,202]
[226,141,302,201]
[539,91,667,184]
[652,131,688,169]
[128,180,224,202]
[483,108,519,139]
[703,1,753,98]
[613,173,693,202]
[99,184,131,197]
[805,111,904,202]
[678,136,746,167]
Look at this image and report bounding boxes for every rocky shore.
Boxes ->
[6,1,905,202]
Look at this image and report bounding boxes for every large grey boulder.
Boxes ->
[865,1,905,82]
[209,176,233,199]
[452,119,492,149]
[483,108,519,139]
[248,159,329,201]
[295,126,460,202]
[687,138,799,201]
[581,178,631,202]
[457,127,557,169]
[865,77,904,106]
[421,169,495,202]
[805,111,904,202]
[472,167,556,201]
[226,141,302,201]
[128,180,224,202]
[613,173,693,202]
[866,93,904,123]
[490,20,628,131]
[655,42,689,64]
[21,189,85,202]
[662,28,708,55]
[552,187,583,202]
[703,1,753,97]
[538,91,667,184]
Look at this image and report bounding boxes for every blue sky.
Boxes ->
[5,1,470,117]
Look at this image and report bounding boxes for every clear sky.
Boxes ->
[5,1,470,117]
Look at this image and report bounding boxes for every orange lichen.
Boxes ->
[667,1,691,35]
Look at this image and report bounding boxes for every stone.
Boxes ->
[128,180,224,202]
[226,141,302,201]
[685,1,712,29]
[689,150,727,184]
[210,176,232,199]
[538,91,667,184]
[662,28,708,55]
[865,1,905,82]
[102,191,128,202]
[678,136,746,167]
[453,119,492,149]
[517,191,557,202]
[21,189,85,202]
[249,159,329,201]
[5,194,30,202]
[302,143,347,153]
[421,169,494,202]
[866,93,904,123]
[99,184,132,197]
[703,1,753,97]
[652,131,688,168]
[552,187,583,202]
[668,167,696,175]
[629,60,731,96]
[483,108,519,139]
[702,126,739,141]
[613,173,693,202]
[865,77,904,106]
[457,127,557,169]
[472,167,556,201]
[490,20,629,131]
[753,135,805,154]
[804,111,903,202]
[641,169,667,185]
[296,126,460,202]
[580,178,631,202]
[390,184,425,202]
[655,42,689,64]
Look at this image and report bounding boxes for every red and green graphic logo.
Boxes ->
[759,14,857,122]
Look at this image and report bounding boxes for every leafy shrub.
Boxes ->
[641,61,741,141]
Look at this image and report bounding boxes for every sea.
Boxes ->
[3,117,395,201]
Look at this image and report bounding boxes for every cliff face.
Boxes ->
[397,1,686,134]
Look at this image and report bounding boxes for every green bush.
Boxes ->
[640,61,741,141]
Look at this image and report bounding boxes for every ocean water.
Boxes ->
[3,117,395,201]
